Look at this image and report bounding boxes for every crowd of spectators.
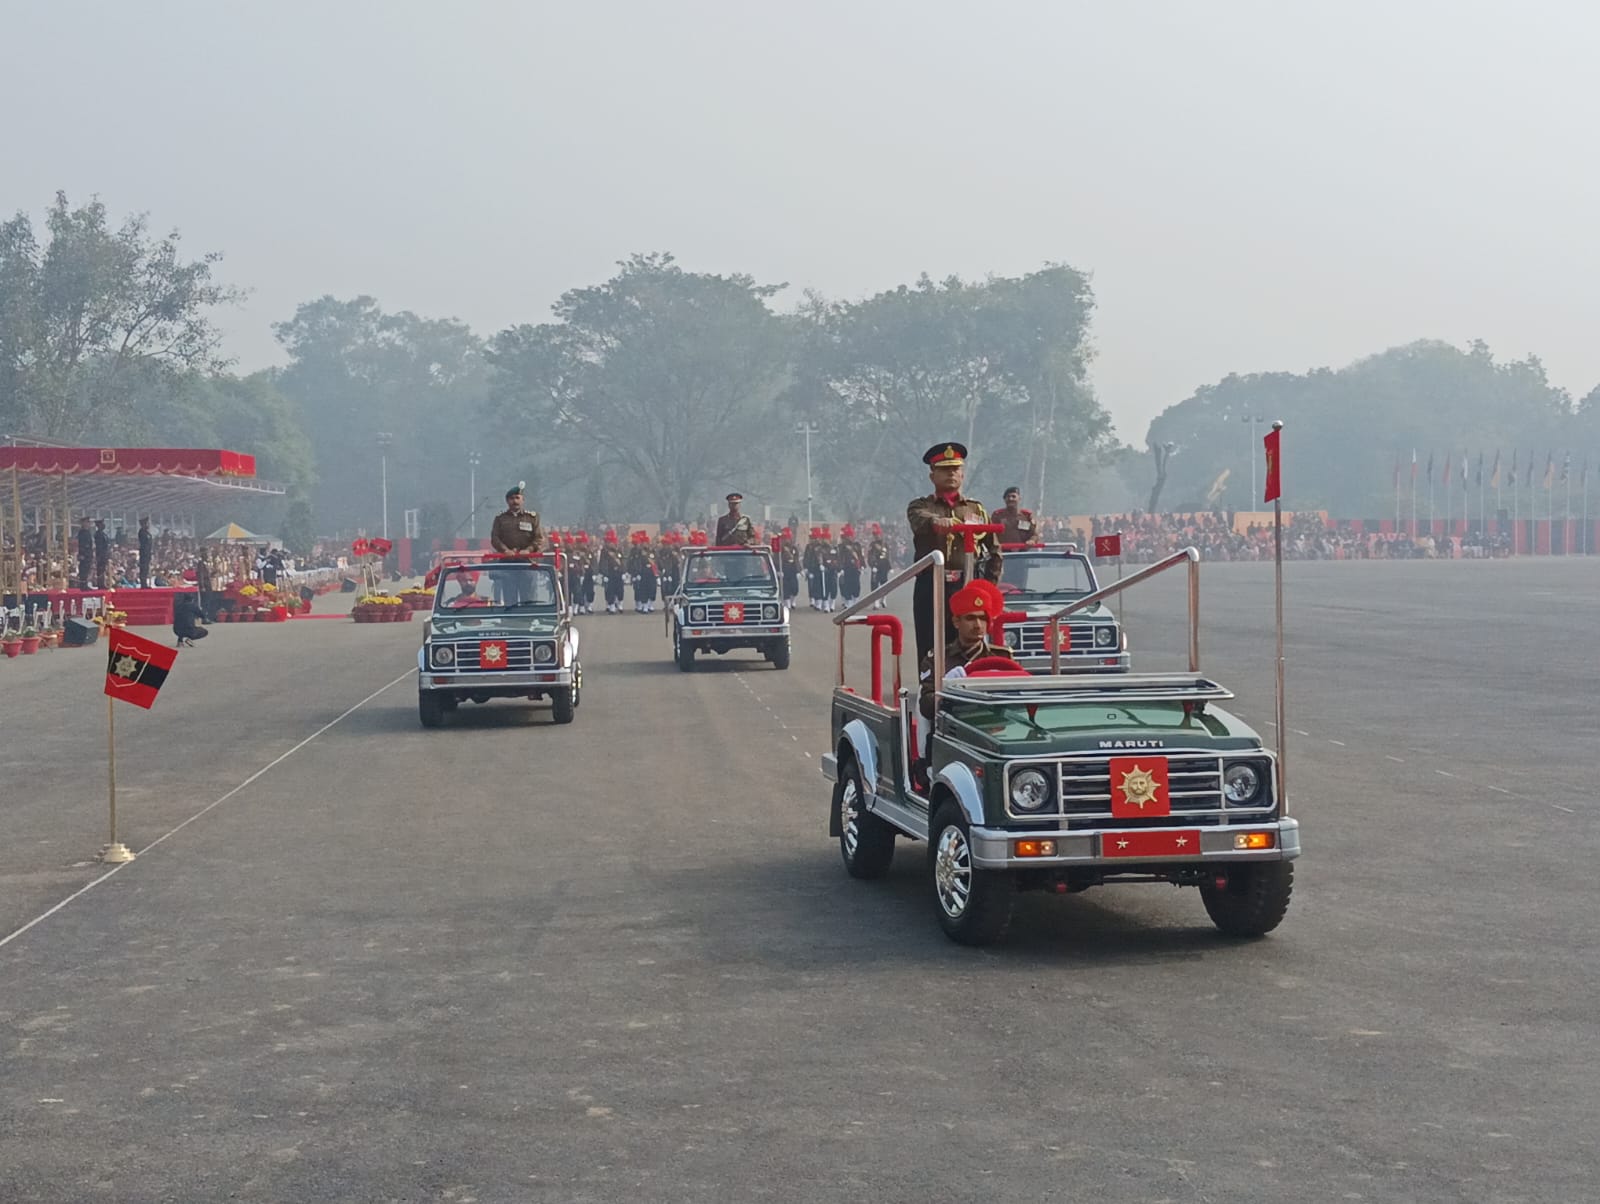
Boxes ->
[6,523,321,592]
[809,510,1523,566]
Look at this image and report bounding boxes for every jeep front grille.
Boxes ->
[437,640,537,671]
[1007,755,1275,827]
[1007,622,1110,656]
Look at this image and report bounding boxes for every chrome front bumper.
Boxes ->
[682,626,789,640]
[969,816,1300,869]
[421,669,574,690]
[1014,652,1130,673]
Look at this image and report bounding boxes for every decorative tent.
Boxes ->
[0,444,282,511]
[205,522,274,543]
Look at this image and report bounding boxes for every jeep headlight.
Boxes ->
[430,644,455,667]
[1095,626,1115,648]
[533,643,555,663]
[1224,762,1264,805]
[1002,628,1020,649]
[690,605,707,623]
[1010,767,1053,813]
[763,603,779,621]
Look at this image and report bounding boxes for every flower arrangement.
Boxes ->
[20,627,40,654]
[353,593,410,623]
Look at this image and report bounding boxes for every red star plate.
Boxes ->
[479,639,509,667]
[725,602,745,623]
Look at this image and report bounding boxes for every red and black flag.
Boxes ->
[1093,532,1122,557]
[104,628,177,710]
[1263,426,1281,502]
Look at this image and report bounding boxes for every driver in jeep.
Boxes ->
[918,580,1017,722]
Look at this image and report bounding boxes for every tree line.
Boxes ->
[4,193,1597,550]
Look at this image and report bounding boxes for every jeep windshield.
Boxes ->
[681,551,775,590]
[998,553,1096,600]
[947,699,1230,738]
[436,564,559,612]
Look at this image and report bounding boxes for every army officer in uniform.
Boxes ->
[490,484,543,604]
[906,442,1003,662]
[714,492,756,546]
[490,485,544,554]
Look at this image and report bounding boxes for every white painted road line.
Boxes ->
[0,668,414,955]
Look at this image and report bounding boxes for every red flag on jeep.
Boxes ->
[1263,427,1282,503]
[1108,756,1170,819]
[368,536,393,557]
[104,628,177,710]
[1093,533,1122,557]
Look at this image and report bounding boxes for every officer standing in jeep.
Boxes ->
[714,492,756,546]
[906,442,1003,661]
[490,484,543,604]
[490,484,543,555]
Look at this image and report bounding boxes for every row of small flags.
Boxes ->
[1394,451,1589,488]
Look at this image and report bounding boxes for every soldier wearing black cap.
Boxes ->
[996,486,1041,546]
[490,484,543,555]
[906,442,1002,661]
[714,492,756,546]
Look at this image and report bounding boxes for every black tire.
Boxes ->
[439,694,459,711]
[418,691,445,729]
[550,683,575,725]
[675,627,695,672]
[573,662,582,708]
[928,801,1013,946]
[768,638,791,670]
[835,759,894,879]
[1200,861,1294,938]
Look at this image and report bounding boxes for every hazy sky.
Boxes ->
[7,0,1598,440]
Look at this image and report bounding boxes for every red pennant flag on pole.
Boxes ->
[104,628,177,710]
[1093,533,1122,557]
[1263,427,1282,503]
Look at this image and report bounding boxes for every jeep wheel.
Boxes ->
[551,682,576,725]
[572,662,583,707]
[768,638,791,670]
[674,627,695,672]
[836,760,894,879]
[928,802,1013,946]
[418,691,445,729]
[1200,861,1294,938]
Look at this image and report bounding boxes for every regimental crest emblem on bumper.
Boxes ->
[725,603,745,623]
[479,639,509,667]
[1109,755,1170,818]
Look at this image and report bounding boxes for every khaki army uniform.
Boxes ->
[714,512,756,546]
[998,506,1040,546]
[918,638,1016,720]
[907,493,1003,581]
[490,507,543,554]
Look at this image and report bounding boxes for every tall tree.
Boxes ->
[486,253,791,522]
[0,193,241,438]
[273,297,488,533]
[1143,340,1577,515]
[791,266,1109,518]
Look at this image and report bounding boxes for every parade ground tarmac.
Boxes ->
[3,558,1598,1203]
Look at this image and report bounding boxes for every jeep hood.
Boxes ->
[946,701,1265,756]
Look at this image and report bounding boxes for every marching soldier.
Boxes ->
[838,524,863,608]
[803,528,825,609]
[490,484,544,554]
[779,532,801,607]
[714,493,756,546]
[907,442,1003,662]
[996,487,1042,546]
[657,537,681,601]
[867,525,892,608]
[598,532,626,613]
